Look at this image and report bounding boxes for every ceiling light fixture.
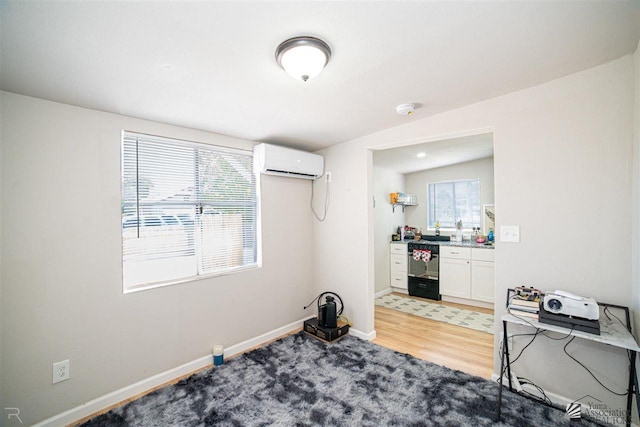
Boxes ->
[417,152,426,158]
[275,36,331,82]
[396,103,415,116]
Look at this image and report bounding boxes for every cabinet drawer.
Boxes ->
[472,248,495,262]
[390,272,408,290]
[390,254,407,273]
[390,243,407,255]
[440,246,471,260]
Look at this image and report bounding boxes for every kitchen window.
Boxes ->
[427,179,481,229]
[121,131,259,293]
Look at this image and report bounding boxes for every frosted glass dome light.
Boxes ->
[276,36,331,82]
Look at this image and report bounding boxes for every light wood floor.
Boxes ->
[372,293,495,379]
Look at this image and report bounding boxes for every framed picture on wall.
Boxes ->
[483,204,495,235]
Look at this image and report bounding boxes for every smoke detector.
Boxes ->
[396,103,415,116]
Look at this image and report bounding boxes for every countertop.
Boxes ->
[391,239,495,249]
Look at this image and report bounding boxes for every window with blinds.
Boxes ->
[427,179,481,229]
[121,131,259,292]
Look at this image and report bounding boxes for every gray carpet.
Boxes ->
[81,332,600,426]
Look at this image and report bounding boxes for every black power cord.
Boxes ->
[500,330,542,381]
[505,323,628,398]
[563,336,628,396]
[303,292,344,316]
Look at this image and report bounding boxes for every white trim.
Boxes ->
[366,126,495,152]
[490,372,639,426]
[441,295,494,310]
[32,316,313,427]
[350,328,377,341]
[375,287,393,299]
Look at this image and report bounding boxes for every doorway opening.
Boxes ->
[371,131,495,379]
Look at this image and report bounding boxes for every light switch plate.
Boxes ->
[500,225,520,243]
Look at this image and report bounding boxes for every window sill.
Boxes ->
[123,263,261,294]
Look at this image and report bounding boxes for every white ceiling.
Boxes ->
[373,133,494,174]
[1,1,638,152]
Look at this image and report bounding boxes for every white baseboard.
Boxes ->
[490,372,639,425]
[491,371,575,406]
[225,315,314,356]
[33,316,314,427]
[375,288,393,298]
[442,295,494,310]
[350,328,376,341]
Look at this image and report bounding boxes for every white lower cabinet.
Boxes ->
[471,261,495,302]
[440,248,471,298]
[440,246,495,303]
[389,243,408,290]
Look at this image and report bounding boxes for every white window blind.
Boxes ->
[427,179,481,229]
[121,132,259,292]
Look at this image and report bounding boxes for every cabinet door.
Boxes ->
[440,258,471,298]
[471,260,495,303]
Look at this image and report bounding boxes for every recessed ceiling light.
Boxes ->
[417,152,426,158]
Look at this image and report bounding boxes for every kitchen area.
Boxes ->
[372,133,495,377]
[390,230,495,309]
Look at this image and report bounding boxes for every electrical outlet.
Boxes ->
[52,359,70,384]
[326,172,331,182]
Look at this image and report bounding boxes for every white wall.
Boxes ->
[372,167,405,294]
[312,143,375,335]
[314,55,635,411]
[404,157,494,234]
[0,92,315,425]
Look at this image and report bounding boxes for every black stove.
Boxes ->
[407,241,439,254]
[407,241,441,300]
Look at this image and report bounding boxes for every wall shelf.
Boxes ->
[392,203,418,213]
[390,193,417,213]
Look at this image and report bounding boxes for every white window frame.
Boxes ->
[121,131,261,293]
[427,178,481,230]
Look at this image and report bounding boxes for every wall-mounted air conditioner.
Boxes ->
[253,143,324,180]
